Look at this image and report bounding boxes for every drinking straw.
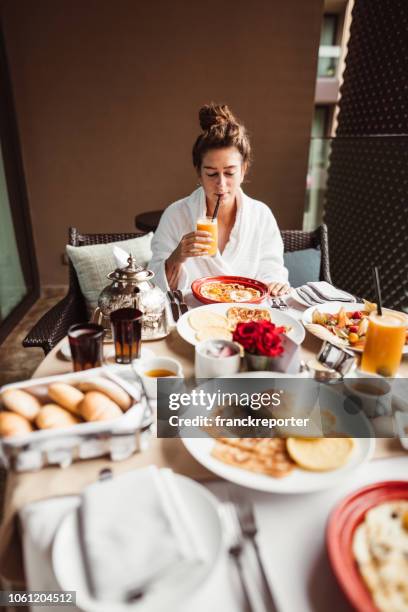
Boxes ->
[212,195,221,221]
[372,266,383,316]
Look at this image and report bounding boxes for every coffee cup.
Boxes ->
[195,339,241,379]
[344,371,392,418]
[133,356,184,399]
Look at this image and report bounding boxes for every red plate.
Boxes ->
[326,480,408,612]
[191,275,268,305]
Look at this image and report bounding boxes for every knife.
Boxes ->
[173,289,188,315]
[167,290,180,322]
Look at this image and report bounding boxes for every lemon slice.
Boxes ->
[286,437,354,471]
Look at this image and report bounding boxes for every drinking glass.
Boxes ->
[110,307,143,364]
[360,311,407,377]
[68,323,104,371]
[196,216,218,256]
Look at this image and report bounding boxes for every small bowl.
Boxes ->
[195,339,241,379]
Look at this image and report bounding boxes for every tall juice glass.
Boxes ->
[360,311,407,377]
[196,216,218,256]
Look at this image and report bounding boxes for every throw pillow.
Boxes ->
[66,233,153,312]
[284,248,321,287]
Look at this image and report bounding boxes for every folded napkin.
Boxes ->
[78,466,206,603]
[113,245,132,268]
[295,281,356,306]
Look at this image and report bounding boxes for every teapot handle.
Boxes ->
[91,307,104,325]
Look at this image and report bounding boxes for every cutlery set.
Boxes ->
[222,495,279,612]
[269,297,288,310]
[167,290,188,321]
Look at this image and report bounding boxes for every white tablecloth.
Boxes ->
[20,455,408,612]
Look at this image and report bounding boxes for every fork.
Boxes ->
[221,502,254,612]
[269,296,288,310]
[232,496,279,612]
[173,289,189,314]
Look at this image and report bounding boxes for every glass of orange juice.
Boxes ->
[196,216,218,256]
[360,311,407,377]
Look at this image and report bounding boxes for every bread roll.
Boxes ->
[1,388,41,421]
[79,391,122,422]
[48,383,84,416]
[36,404,81,430]
[0,411,33,437]
[77,377,132,411]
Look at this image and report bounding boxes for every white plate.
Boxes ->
[52,474,222,612]
[182,372,375,494]
[301,301,408,354]
[176,302,305,347]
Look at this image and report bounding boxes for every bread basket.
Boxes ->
[0,365,153,472]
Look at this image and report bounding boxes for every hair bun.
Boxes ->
[199,103,237,131]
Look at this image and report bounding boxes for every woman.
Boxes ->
[149,104,289,296]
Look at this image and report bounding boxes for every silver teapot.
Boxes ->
[93,254,168,341]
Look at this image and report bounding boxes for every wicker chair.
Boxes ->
[281,224,332,285]
[23,224,331,355]
[23,228,145,355]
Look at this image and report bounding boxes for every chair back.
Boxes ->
[281,224,331,284]
[67,227,146,306]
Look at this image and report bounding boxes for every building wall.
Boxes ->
[325,0,408,309]
[1,0,323,284]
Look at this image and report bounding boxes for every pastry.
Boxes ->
[0,411,33,437]
[353,501,408,611]
[188,311,229,331]
[79,391,123,422]
[77,377,132,411]
[195,326,232,342]
[47,383,84,416]
[212,437,295,478]
[286,436,354,471]
[0,388,41,421]
[36,404,81,429]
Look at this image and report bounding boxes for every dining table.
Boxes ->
[0,295,407,612]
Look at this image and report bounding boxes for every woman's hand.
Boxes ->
[170,230,213,264]
[268,281,290,296]
[165,230,213,288]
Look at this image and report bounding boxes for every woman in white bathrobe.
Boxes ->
[149,104,289,296]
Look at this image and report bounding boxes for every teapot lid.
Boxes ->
[107,254,154,282]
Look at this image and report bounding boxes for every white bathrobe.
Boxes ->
[149,187,288,292]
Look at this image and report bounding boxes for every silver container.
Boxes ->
[94,254,168,341]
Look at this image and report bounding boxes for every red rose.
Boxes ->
[232,319,285,357]
[232,321,259,352]
[256,331,284,357]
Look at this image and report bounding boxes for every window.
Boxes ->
[0,25,39,343]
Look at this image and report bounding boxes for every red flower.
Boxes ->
[232,320,285,357]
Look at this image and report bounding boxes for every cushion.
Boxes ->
[66,233,153,311]
[284,248,321,287]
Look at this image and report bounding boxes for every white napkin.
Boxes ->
[78,466,206,603]
[113,246,131,268]
[295,281,356,305]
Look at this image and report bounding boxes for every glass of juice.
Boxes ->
[196,216,218,256]
[68,323,104,371]
[360,311,407,377]
[110,307,143,364]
